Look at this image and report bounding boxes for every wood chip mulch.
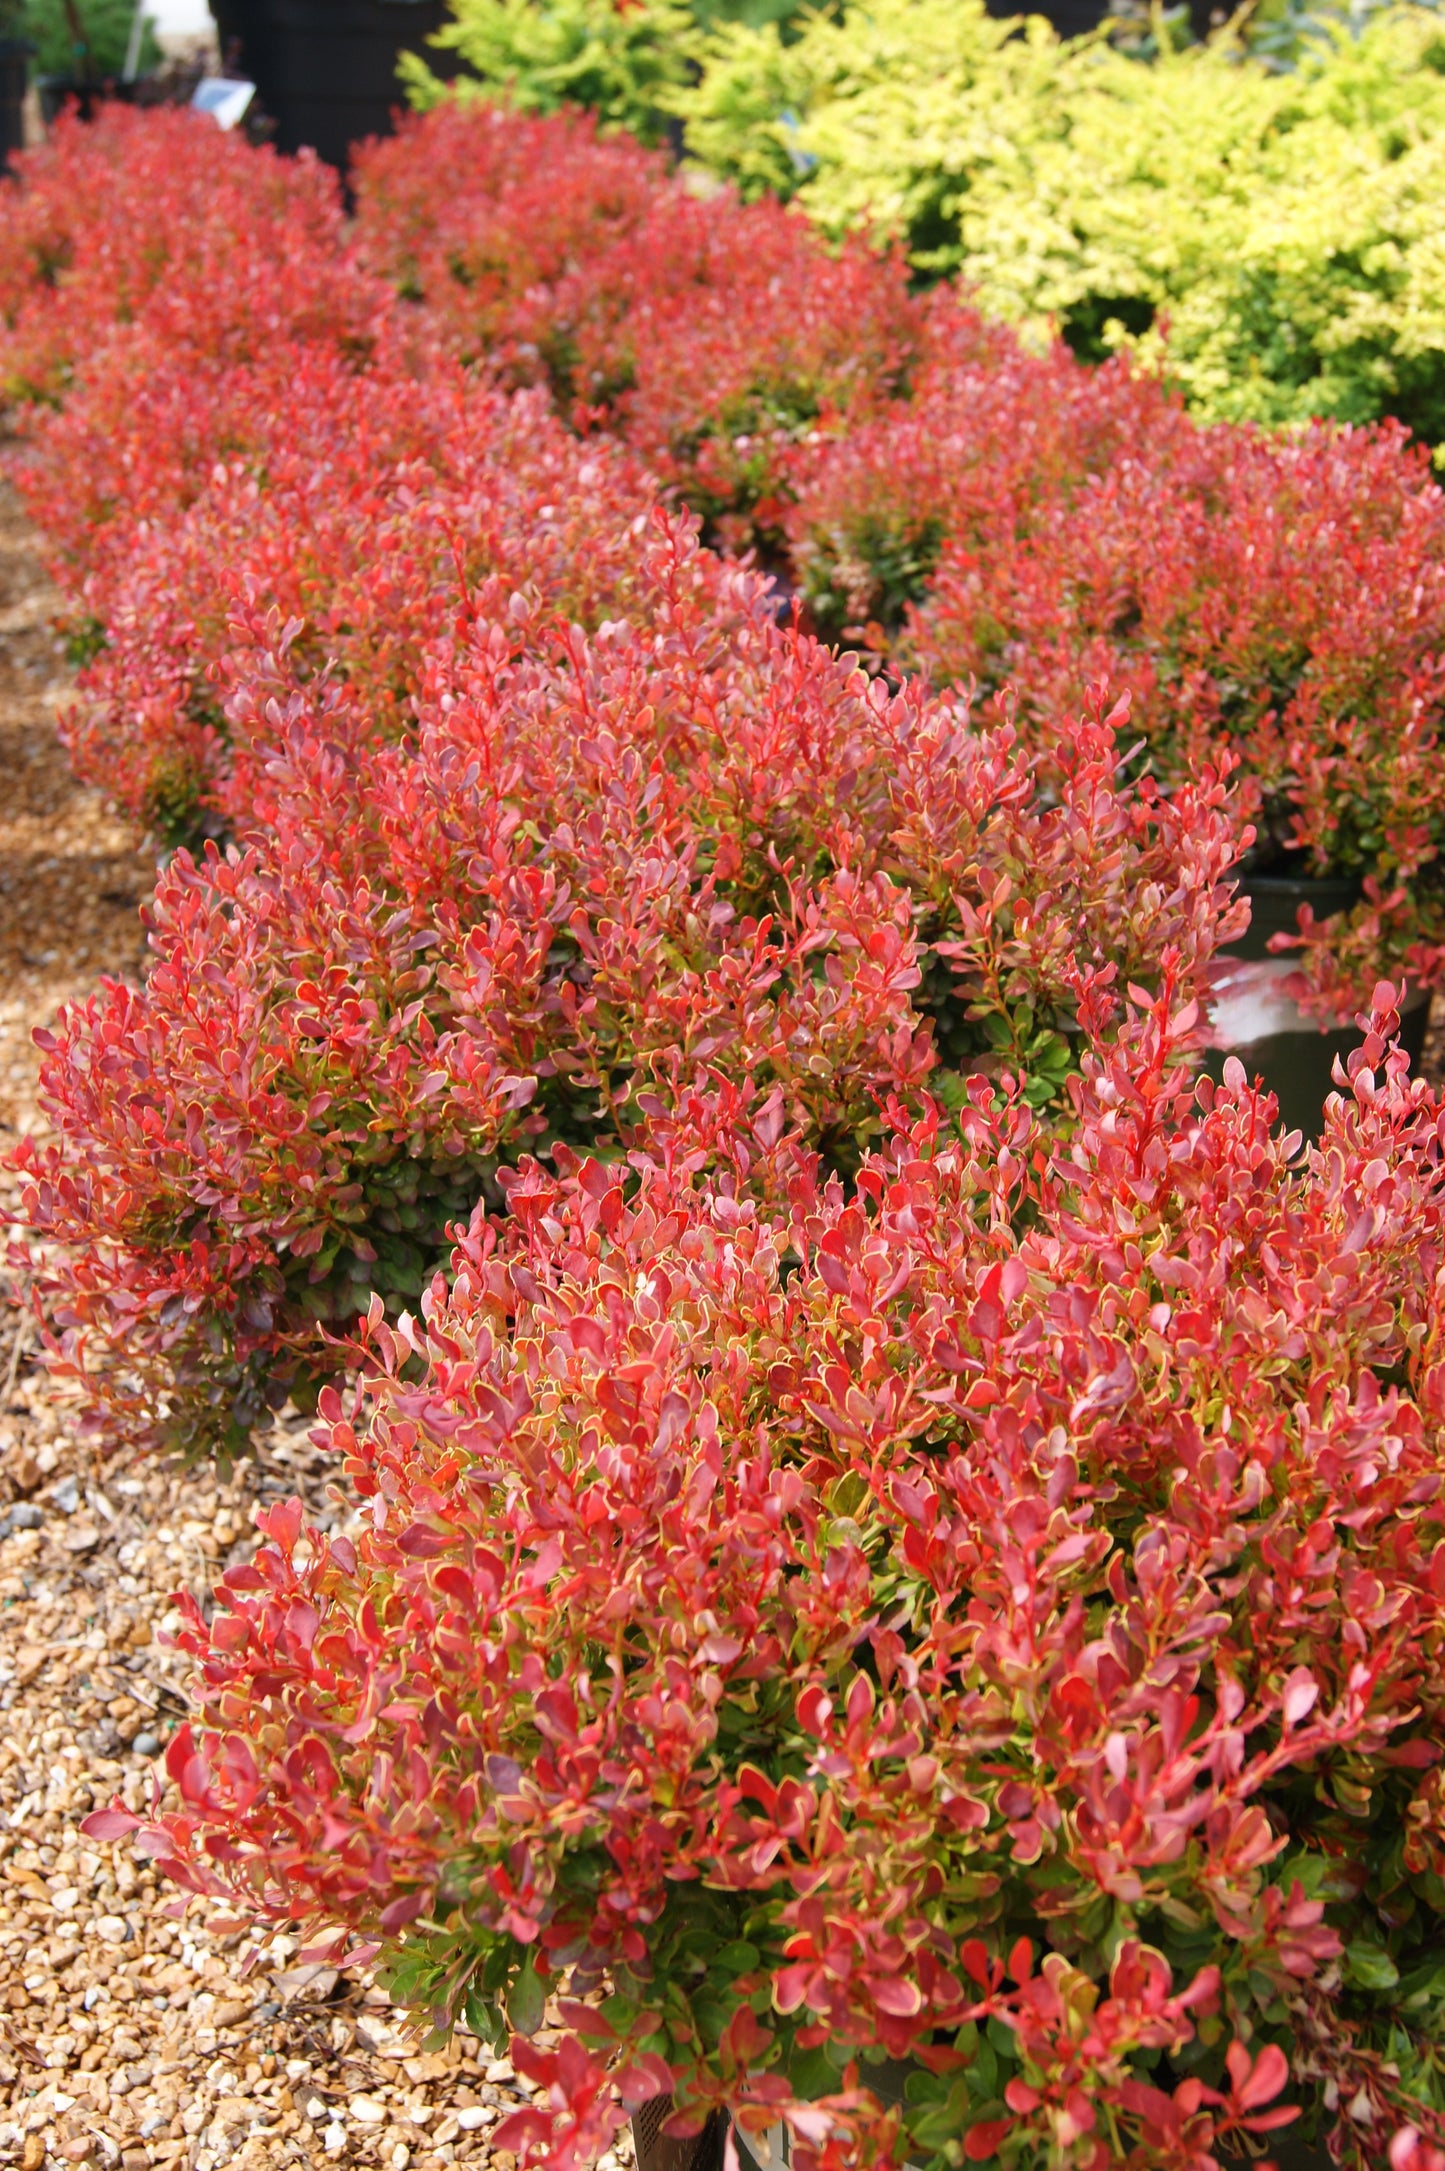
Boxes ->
[0,477,640,2171]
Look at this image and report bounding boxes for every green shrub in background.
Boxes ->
[676,1,1071,225]
[399,0,699,143]
[22,0,161,76]
[399,0,796,145]
[676,0,1445,443]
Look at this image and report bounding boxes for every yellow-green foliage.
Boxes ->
[676,0,1445,441]
[399,0,703,143]
[400,0,797,145]
[677,2,1064,230]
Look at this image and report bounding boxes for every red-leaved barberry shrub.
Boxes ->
[16,583,1244,1453]
[903,415,1445,1019]
[787,338,1445,1018]
[22,103,1445,1016]
[90,985,1445,2169]
[13,328,421,582]
[781,320,1189,646]
[7,101,1441,2171]
[349,100,669,354]
[523,189,921,557]
[26,342,686,843]
[0,106,379,411]
[352,102,921,554]
[15,100,1445,1016]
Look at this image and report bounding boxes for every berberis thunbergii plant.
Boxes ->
[91,986,1445,2171]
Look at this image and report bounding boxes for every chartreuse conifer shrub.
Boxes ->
[397,0,701,144]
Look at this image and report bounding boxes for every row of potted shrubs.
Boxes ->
[3,100,1445,2170]
[11,101,1445,1017]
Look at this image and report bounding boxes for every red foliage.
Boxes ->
[348,100,1445,1008]
[354,102,921,550]
[25,342,679,839]
[784,345,1445,1015]
[14,103,1445,1010]
[529,189,920,552]
[781,310,1184,644]
[350,101,669,355]
[18,594,1244,1452]
[0,106,379,407]
[90,988,1445,2168]
[903,411,1445,1015]
[10,94,1445,2171]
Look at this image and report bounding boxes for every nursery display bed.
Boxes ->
[9,89,1445,2165]
[0,483,604,2171]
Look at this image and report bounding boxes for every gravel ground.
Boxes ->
[0,477,641,2171]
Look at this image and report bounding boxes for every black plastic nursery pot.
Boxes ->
[632,2099,728,2171]
[728,2057,916,2170]
[207,0,453,165]
[983,0,1111,32]
[0,36,31,166]
[1202,870,1430,1141]
[35,74,145,124]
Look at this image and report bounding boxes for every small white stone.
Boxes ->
[348,2095,385,2126]
[457,2108,490,2131]
[94,1914,130,1944]
[324,2122,348,2156]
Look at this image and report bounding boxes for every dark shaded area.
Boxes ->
[0,35,29,166]
[208,0,458,166]
[985,0,1113,36]
[1202,868,1431,1138]
[1061,290,1158,365]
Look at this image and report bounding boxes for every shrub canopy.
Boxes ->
[95,990,1445,2171]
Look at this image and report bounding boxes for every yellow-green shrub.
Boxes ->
[399,0,700,142]
[398,0,796,145]
[676,0,1445,443]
